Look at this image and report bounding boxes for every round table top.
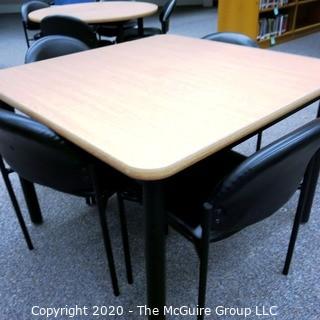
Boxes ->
[28,1,158,24]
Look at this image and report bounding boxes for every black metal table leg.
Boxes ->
[143,181,166,319]
[138,18,144,37]
[19,177,43,225]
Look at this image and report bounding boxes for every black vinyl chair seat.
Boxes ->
[25,35,90,63]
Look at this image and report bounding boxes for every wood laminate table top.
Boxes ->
[0,35,320,180]
[28,1,158,24]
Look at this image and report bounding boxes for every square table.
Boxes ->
[0,35,320,319]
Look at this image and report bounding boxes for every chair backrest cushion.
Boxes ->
[159,0,176,34]
[0,110,93,195]
[25,35,89,63]
[202,32,258,48]
[40,15,97,48]
[21,1,49,27]
[208,119,320,233]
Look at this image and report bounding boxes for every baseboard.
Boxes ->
[0,4,20,14]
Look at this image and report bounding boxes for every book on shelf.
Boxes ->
[257,14,289,40]
[259,0,289,10]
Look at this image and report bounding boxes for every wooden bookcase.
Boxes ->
[217,0,320,48]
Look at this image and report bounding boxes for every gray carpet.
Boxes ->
[0,7,320,320]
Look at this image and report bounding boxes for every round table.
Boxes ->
[28,1,158,24]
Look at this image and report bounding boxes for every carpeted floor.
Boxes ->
[0,6,320,320]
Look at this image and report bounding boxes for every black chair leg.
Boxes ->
[282,202,304,276]
[117,193,133,284]
[0,157,33,250]
[22,22,30,48]
[85,195,96,206]
[90,166,120,296]
[256,131,263,151]
[282,155,319,275]
[197,211,211,320]
[19,177,43,224]
[197,243,209,320]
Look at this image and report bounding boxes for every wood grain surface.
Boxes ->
[0,35,319,180]
[28,1,158,24]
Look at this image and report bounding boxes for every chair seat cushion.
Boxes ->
[117,27,162,42]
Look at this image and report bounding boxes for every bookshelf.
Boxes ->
[217,0,320,48]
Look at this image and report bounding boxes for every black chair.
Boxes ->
[40,15,113,48]
[21,1,50,48]
[119,119,320,319]
[202,32,263,152]
[116,0,176,43]
[0,110,133,296]
[25,35,90,63]
[0,36,90,233]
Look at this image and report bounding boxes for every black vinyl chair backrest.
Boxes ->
[202,32,258,48]
[208,119,320,233]
[0,111,93,195]
[21,1,49,28]
[25,35,90,63]
[40,15,98,48]
[159,0,176,34]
